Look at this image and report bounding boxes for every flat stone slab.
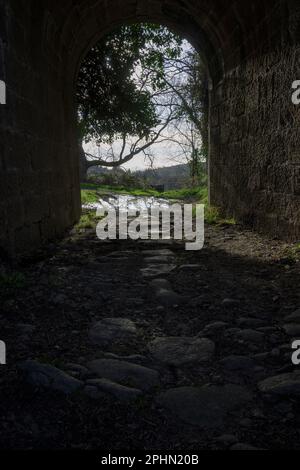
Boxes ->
[222,298,240,307]
[236,329,265,344]
[141,264,177,278]
[89,318,137,346]
[220,355,256,372]
[284,309,300,324]
[149,279,173,290]
[19,360,83,394]
[64,363,90,379]
[149,278,184,307]
[149,337,215,366]
[157,384,252,428]
[142,249,175,257]
[154,288,184,307]
[144,256,175,264]
[283,323,300,336]
[87,378,142,403]
[104,353,150,367]
[258,371,300,396]
[87,359,160,391]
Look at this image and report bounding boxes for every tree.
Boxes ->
[135,48,209,181]
[77,24,183,178]
[153,49,209,165]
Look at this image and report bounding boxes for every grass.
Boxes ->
[81,183,161,198]
[163,186,208,201]
[189,187,236,226]
[80,183,236,227]
[81,183,209,202]
[81,189,100,205]
[284,242,300,263]
[205,205,236,226]
[75,210,101,230]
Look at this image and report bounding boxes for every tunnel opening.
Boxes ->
[1,0,299,255]
[75,21,211,238]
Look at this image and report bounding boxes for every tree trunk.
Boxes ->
[79,143,88,182]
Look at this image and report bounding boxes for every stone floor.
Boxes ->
[0,221,300,449]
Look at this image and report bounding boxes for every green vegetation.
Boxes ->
[81,189,100,205]
[189,187,236,226]
[0,272,26,290]
[204,205,236,226]
[80,183,236,228]
[75,210,101,230]
[81,183,208,201]
[284,243,300,263]
[78,24,208,179]
[164,186,208,201]
[78,24,182,145]
[82,183,160,198]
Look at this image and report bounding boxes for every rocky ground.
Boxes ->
[0,216,300,450]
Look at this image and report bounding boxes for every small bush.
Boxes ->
[205,205,236,226]
[75,211,100,230]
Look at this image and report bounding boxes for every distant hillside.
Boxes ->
[134,164,191,190]
[88,166,110,176]
[87,162,206,190]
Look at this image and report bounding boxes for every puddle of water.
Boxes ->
[83,194,172,212]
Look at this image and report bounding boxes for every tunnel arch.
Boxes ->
[1,0,300,256]
[72,18,221,92]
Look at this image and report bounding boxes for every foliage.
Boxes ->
[93,170,147,189]
[81,189,100,205]
[283,243,300,263]
[77,23,210,174]
[163,186,207,201]
[81,184,161,199]
[74,211,101,230]
[77,24,182,146]
[183,54,209,161]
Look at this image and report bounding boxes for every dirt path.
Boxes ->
[0,220,300,450]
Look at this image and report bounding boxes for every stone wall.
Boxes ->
[210,12,300,238]
[0,0,81,256]
[1,0,300,257]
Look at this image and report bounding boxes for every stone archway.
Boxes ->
[0,0,300,256]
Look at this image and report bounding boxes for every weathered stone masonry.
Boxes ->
[0,0,300,256]
[210,34,300,238]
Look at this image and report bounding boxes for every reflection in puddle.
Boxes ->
[83,194,172,212]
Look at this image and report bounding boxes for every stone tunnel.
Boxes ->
[0,0,300,256]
